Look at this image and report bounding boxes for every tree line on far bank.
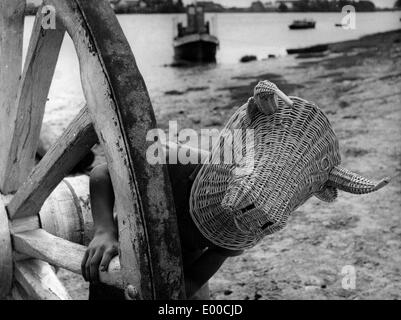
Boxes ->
[277,0,376,12]
[25,0,401,15]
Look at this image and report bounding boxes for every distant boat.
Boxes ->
[289,19,316,30]
[335,23,346,27]
[173,5,219,62]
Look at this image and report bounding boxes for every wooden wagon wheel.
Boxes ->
[0,0,185,300]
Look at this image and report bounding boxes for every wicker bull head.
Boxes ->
[189,80,390,250]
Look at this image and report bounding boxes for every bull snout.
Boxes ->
[221,180,254,212]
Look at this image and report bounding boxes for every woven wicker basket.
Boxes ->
[189,81,389,250]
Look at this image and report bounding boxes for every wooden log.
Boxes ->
[63,175,94,245]
[0,197,12,298]
[7,107,98,220]
[38,175,93,245]
[0,0,25,193]
[46,0,185,299]
[14,259,72,300]
[0,8,65,193]
[9,176,93,245]
[13,229,123,289]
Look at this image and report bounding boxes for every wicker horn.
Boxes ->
[275,88,294,107]
[327,166,390,194]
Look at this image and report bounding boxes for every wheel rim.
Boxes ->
[0,0,185,300]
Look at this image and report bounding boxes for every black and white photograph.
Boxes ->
[0,0,400,305]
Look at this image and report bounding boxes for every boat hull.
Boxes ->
[289,24,315,30]
[174,34,218,62]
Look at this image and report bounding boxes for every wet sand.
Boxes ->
[58,29,401,299]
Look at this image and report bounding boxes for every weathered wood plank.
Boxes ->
[10,287,24,300]
[11,282,32,300]
[7,107,98,219]
[13,229,123,289]
[0,197,13,298]
[0,8,65,193]
[46,0,185,299]
[0,0,25,193]
[14,259,72,300]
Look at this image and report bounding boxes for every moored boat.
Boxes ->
[173,5,219,63]
[289,19,316,30]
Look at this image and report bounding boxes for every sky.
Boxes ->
[184,0,398,9]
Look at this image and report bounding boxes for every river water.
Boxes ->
[22,11,400,124]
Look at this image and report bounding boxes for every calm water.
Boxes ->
[22,12,401,118]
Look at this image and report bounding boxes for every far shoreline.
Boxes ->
[25,8,401,16]
[286,28,401,51]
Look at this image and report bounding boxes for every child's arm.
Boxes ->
[81,164,119,283]
[82,162,243,298]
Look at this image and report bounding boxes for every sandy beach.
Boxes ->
[57,29,401,299]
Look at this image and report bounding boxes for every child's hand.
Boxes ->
[81,230,119,283]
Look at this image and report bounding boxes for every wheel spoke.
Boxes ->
[7,107,97,220]
[14,259,72,300]
[0,0,25,193]
[11,282,32,300]
[13,229,123,289]
[0,6,65,193]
